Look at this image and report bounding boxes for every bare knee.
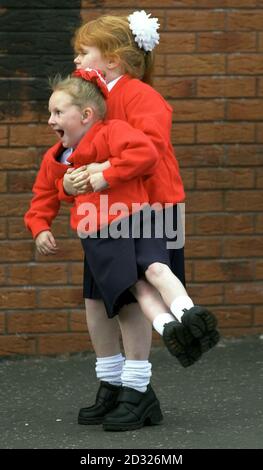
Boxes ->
[131,279,153,300]
[145,262,169,283]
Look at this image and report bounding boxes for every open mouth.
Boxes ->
[55,129,64,139]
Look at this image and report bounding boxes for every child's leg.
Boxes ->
[144,262,219,341]
[131,280,201,368]
[78,298,124,425]
[103,302,163,432]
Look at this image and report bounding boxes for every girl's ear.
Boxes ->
[106,54,121,70]
[81,106,94,123]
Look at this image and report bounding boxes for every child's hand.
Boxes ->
[86,162,110,174]
[35,230,58,256]
[88,172,109,192]
[63,171,78,196]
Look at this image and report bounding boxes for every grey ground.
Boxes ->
[0,336,262,449]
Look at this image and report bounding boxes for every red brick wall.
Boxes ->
[0,0,263,356]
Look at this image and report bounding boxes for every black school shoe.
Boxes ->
[103,384,163,432]
[163,307,220,368]
[78,381,121,425]
[163,321,202,367]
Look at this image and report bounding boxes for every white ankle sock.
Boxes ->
[95,353,125,386]
[121,360,152,393]
[153,313,175,335]
[170,295,194,322]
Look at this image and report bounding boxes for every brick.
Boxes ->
[197,123,255,144]
[225,190,263,211]
[0,218,7,239]
[185,237,222,258]
[223,237,263,258]
[197,77,256,98]
[38,287,83,308]
[0,335,36,356]
[167,10,225,31]
[8,171,36,193]
[186,190,224,212]
[69,311,87,332]
[198,32,256,53]
[171,99,224,122]
[196,168,255,189]
[255,214,263,232]
[185,260,193,281]
[176,145,224,167]
[0,241,34,262]
[256,168,263,188]
[8,217,33,239]
[35,238,82,262]
[227,99,263,120]
[68,262,83,285]
[0,265,6,285]
[256,123,263,143]
[0,148,39,169]
[0,172,7,192]
[0,101,40,123]
[171,124,195,144]
[221,327,263,337]
[0,288,36,309]
[7,311,68,334]
[194,260,254,282]
[0,313,5,334]
[254,306,263,325]
[255,261,263,279]
[180,168,195,190]
[226,144,263,166]
[225,283,263,304]
[259,78,263,96]
[195,214,254,235]
[8,263,68,285]
[213,306,253,328]
[187,283,223,305]
[154,78,195,99]
[38,333,91,355]
[259,32,263,52]
[0,194,30,216]
[228,54,263,75]
[227,11,263,31]
[168,55,225,75]
[159,33,195,54]
[0,126,8,146]
[10,124,56,146]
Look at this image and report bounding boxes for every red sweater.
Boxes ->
[107,75,185,205]
[24,119,158,238]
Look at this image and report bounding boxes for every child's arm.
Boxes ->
[101,120,159,189]
[24,156,62,240]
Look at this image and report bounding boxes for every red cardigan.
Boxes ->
[24,119,158,238]
[106,75,185,205]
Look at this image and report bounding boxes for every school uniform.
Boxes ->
[25,118,168,317]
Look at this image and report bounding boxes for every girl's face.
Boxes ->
[48,90,87,148]
[74,45,109,78]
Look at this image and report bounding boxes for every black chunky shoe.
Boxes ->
[163,321,202,367]
[181,306,218,339]
[78,381,121,425]
[103,384,163,432]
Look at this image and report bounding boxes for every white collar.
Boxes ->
[107,75,123,92]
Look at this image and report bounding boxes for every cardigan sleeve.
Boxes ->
[24,156,61,239]
[102,120,159,189]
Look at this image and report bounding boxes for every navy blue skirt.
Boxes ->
[81,205,185,318]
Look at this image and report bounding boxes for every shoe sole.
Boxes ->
[78,416,104,425]
[103,402,163,432]
[163,322,202,368]
[200,329,220,353]
[182,306,217,339]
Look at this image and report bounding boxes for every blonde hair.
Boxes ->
[73,15,155,85]
[49,75,106,119]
